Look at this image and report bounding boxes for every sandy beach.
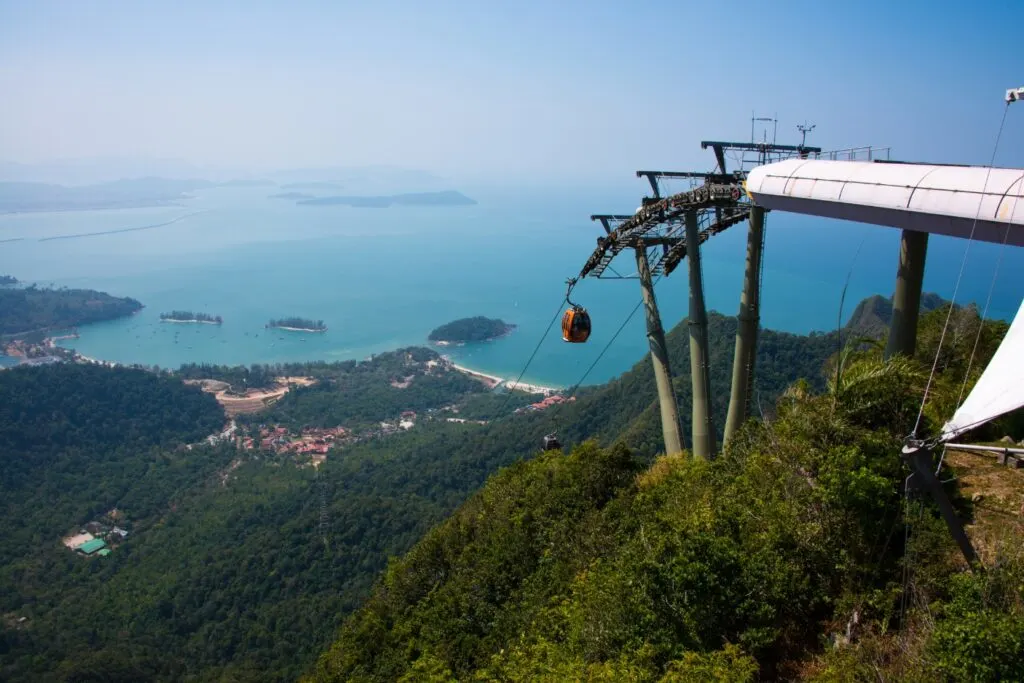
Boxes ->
[160,319,221,325]
[446,358,562,395]
[271,326,327,333]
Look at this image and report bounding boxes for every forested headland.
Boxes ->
[428,315,516,344]
[0,285,142,336]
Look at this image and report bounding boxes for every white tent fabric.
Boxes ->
[941,297,1024,442]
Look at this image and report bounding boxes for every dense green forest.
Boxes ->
[3,296,1016,682]
[428,316,516,343]
[0,285,142,335]
[177,361,283,391]
[0,301,858,682]
[268,317,326,331]
[246,348,485,429]
[160,310,222,324]
[308,305,1024,682]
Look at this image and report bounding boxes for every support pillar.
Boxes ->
[685,210,716,459]
[724,205,765,448]
[904,445,980,569]
[635,245,684,456]
[885,229,929,360]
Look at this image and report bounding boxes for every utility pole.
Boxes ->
[685,209,715,459]
[635,243,684,455]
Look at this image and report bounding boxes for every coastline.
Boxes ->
[270,326,327,333]
[160,319,221,325]
[429,324,517,348]
[444,357,562,395]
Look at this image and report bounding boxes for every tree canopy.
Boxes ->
[0,286,142,335]
[428,316,515,343]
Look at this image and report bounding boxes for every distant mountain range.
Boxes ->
[0,178,214,213]
[0,159,445,191]
[0,161,459,212]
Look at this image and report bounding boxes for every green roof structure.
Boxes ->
[97,548,112,557]
[78,538,107,555]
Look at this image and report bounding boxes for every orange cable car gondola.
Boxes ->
[562,305,591,343]
[561,278,591,344]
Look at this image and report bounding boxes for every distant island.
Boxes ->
[268,192,315,200]
[429,316,516,345]
[0,178,213,214]
[298,190,477,209]
[281,182,344,191]
[217,179,276,187]
[0,274,16,285]
[160,311,222,325]
[267,317,327,332]
[0,285,142,336]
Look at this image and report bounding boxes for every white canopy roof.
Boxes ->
[746,159,1024,246]
[941,296,1024,442]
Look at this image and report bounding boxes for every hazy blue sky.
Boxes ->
[1,0,1022,182]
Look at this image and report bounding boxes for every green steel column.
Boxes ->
[885,229,929,360]
[685,210,716,459]
[635,244,684,456]
[723,205,765,448]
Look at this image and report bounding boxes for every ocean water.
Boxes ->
[1,185,1022,388]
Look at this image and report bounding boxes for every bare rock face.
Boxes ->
[1000,435,1016,444]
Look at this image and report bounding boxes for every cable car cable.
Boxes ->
[492,285,574,420]
[912,102,1010,440]
[543,274,664,450]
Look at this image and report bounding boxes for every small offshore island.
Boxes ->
[298,190,476,209]
[159,311,223,325]
[267,317,327,333]
[268,192,315,201]
[428,316,516,346]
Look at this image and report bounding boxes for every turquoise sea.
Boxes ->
[1,185,1022,388]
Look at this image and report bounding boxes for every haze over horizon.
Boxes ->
[2,0,1024,187]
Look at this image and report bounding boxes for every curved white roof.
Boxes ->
[746,159,1024,246]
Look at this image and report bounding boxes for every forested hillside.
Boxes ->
[4,296,1000,682]
[0,364,232,681]
[0,302,859,682]
[308,305,1024,682]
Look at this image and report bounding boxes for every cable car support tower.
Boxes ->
[577,122,821,459]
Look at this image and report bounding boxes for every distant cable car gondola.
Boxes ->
[543,433,562,451]
[562,306,591,343]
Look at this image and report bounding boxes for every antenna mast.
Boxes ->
[797,122,816,148]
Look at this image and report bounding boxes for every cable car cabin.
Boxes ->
[543,433,562,451]
[562,306,591,343]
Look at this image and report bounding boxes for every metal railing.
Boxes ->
[812,145,892,161]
